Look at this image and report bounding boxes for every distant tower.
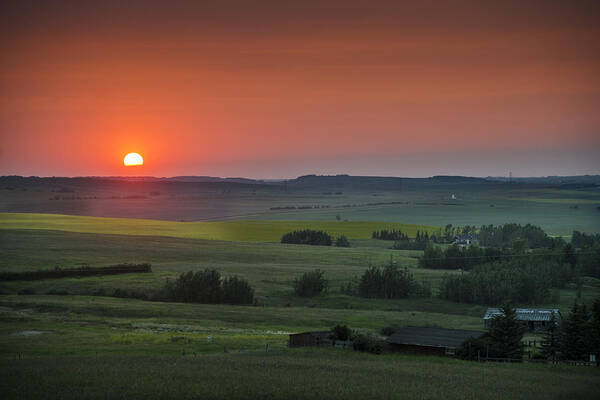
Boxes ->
[509,171,512,184]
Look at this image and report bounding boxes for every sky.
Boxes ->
[1,0,599,178]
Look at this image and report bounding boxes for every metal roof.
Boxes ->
[483,308,561,322]
[386,327,484,349]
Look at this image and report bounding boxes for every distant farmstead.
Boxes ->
[483,308,561,331]
[385,327,484,356]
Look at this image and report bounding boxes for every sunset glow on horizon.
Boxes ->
[1,1,599,178]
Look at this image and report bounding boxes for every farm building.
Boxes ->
[385,327,484,356]
[483,308,561,331]
[288,331,331,347]
[453,234,478,246]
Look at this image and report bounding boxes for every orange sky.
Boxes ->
[1,0,599,177]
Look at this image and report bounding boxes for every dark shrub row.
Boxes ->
[0,263,152,281]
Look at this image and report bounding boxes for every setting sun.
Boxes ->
[123,152,143,166]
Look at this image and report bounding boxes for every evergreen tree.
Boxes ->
[559,302,590,360]
[588,298,600,363]
[540,313,560,360]
[335,235,350,247]
[563,243,577,271]
[488,305,525,360]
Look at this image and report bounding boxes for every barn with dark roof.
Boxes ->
[385,327,484,356]
[288,331,331,347]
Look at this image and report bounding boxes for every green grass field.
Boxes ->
[1,211,599,398]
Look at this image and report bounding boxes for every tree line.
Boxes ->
[438,258,573,305]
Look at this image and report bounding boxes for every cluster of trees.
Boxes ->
[478,223,556,248]
[341,262,430,299]
[438,258,572,305]
[293,269,328,297]
[164,269,254,305]
[280,230,350,247]
[542,299,600,361]
[281,230,332,246]
[419,234,582,272]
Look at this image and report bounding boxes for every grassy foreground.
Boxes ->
[1,350,598,400]
[0,213,437,242]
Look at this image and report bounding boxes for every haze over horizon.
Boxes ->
[1,1,599,178]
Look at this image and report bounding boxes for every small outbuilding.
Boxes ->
[288,331,331,347]
[386,326,484,356]
[483,308,561,332]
